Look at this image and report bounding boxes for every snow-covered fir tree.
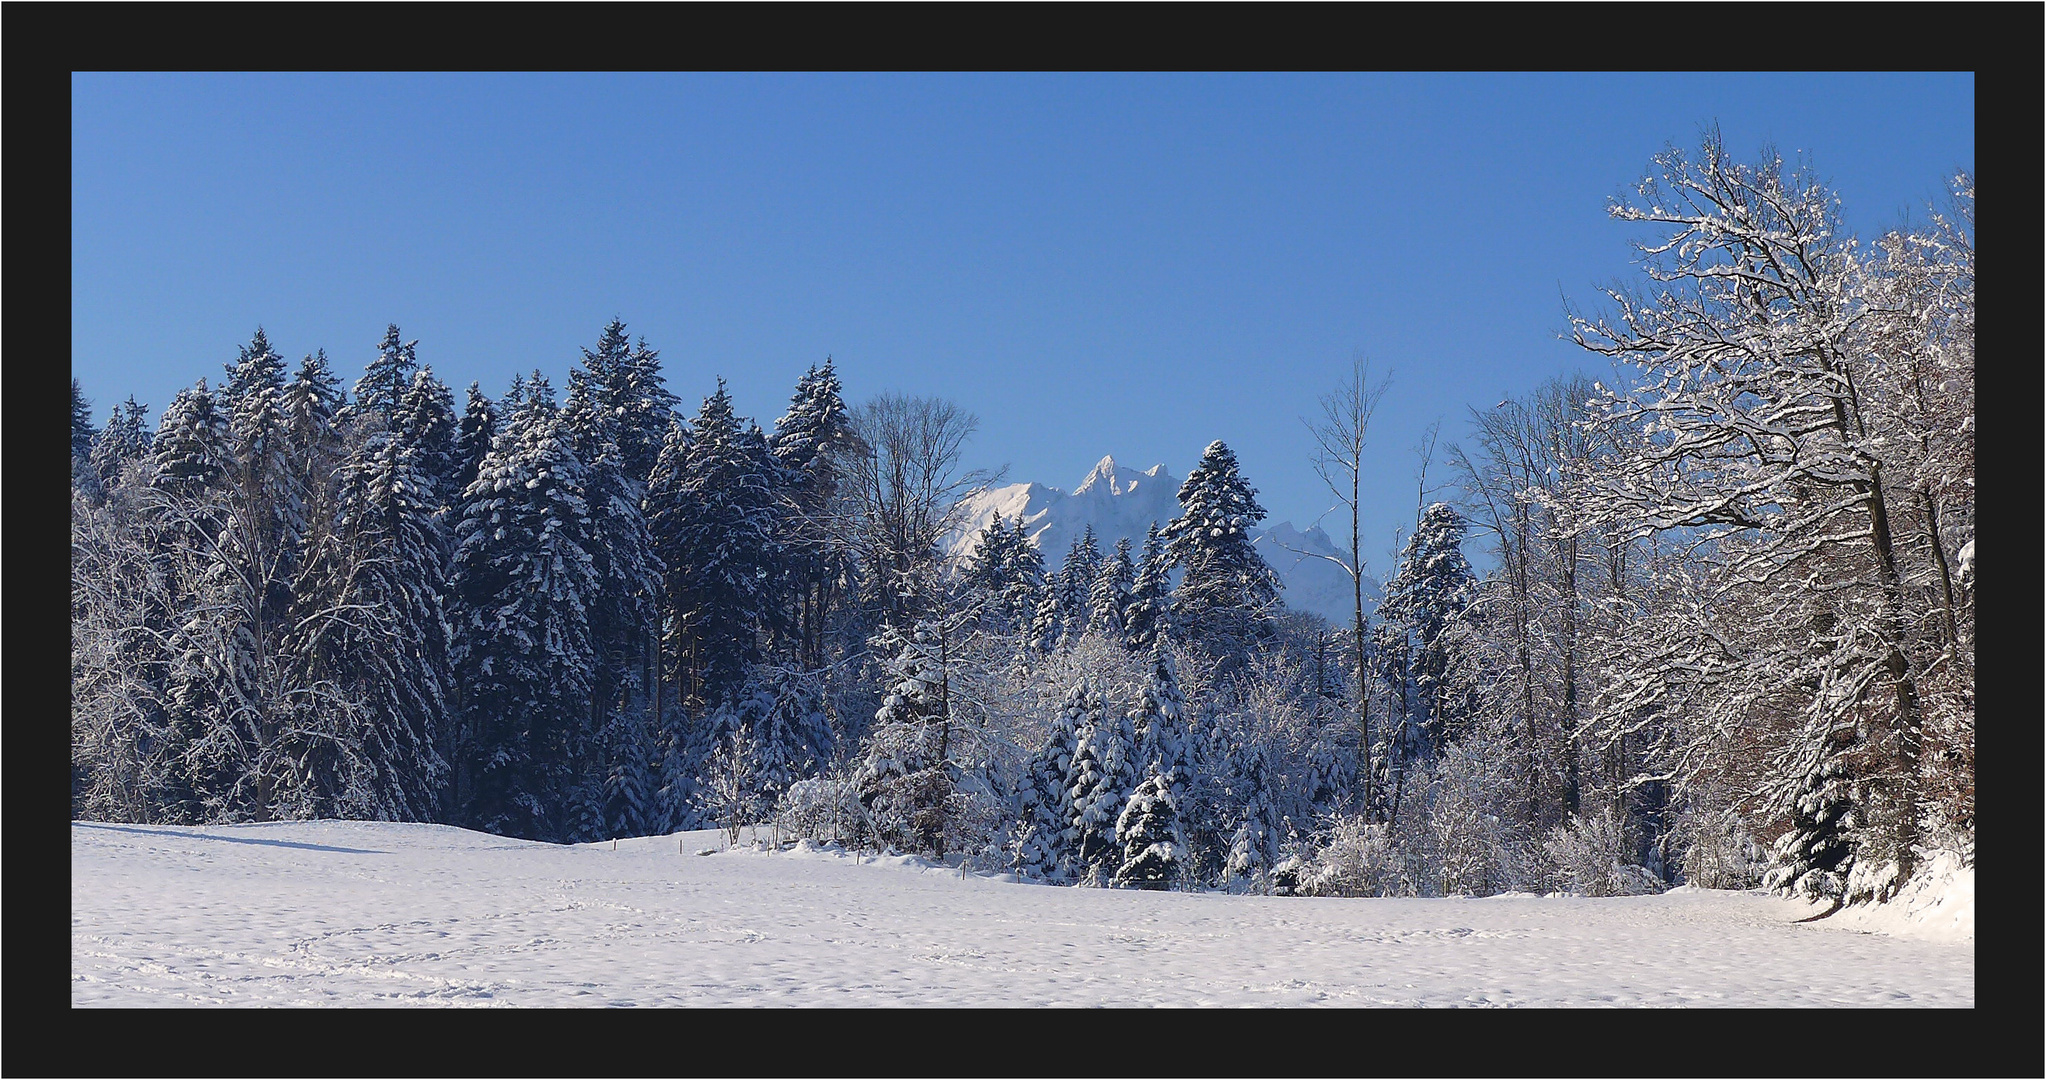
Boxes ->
[455,382,497,499]
[1131,640,1194,804]
[447,383,600,840]
[1123,522,1172,652]
[1065,680,1139,883]
[1013,678,1089,882]
[645,380,783,707]
[1379,502,1475,758]
[1113,774,1185,890]
[396,367,460,521]
[1088,536,1136,640]
[769,358,860,668]
[1164,440,1281,665]
[346,324,420,428]
[90,396,155,491]
[282,429,452,821]
[73,378,98,461]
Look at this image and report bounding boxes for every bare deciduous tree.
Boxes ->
[1301,356,1391,817]
[836,393,1000,627]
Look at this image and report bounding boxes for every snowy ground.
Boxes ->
[71,820,1973,1007]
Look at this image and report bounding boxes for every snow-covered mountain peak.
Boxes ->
[947,459,1378,624]
[1071,455,1172,500]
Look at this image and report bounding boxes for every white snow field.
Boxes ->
[71,820,1973,1008]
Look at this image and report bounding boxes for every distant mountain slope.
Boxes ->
[948,455,1380,624]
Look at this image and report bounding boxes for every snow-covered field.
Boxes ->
[71,820,1973,1007]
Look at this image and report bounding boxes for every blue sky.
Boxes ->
[73,72,1973,571]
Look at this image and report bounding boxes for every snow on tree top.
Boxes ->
[946,456,1378,624]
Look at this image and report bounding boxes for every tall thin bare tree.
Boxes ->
[1302,356,1391,818]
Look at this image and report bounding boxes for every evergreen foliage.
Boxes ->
[348,324,420,427]
[1379,502,1476,756]
[73,378,98,460]
[447,392,599,840]
[646,380,783,706]
[1113,774,1185,889]
[1164,441,1280,661]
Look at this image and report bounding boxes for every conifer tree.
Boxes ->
[646,381,782,707]
[1380,502,1475,756]
[562,372,663,817]
[569,320,679,482]
[397,367,461,521]
[280,352,348,528]
[455,382,497,499]
[90,397,155,491]
[73,378,98,461]
[856,621,957,856]
[151,380,232,496]
[1001,516,1048,635]
[769,359,858,668]
[1014,679,1088,881]
[1132,640,1193,803]
[1088,536,1136,639]
[1113,774,1185,890]
[1065,680,1138,882]
[963,514,1016,604]
[1164,441,1280,663]
[1223,738,1283,889]
[1124,521,1172,651]
[283,430,452,821]
[448,390,599,839]
[347,324,420,427]
[1761,752,1858,911]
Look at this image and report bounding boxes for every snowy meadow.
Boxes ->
[71,820,1971,1008]
[74,95,1975,1017]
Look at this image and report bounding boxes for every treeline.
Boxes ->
[72,134,1973,905]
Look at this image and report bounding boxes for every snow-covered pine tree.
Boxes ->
[213,329,321,817]
[856,621,955,856]
[1013,679,1088,881]
[1088,536,1136,640]
[151,380,232,496]
[345,324,420,428]
[456,382,497,499]
[1001,515,1048,639]
[769,359,860,667]
[571,321,679,484]
[280,352,348,532]
[282,429,452,821]
[447,385,600,840]
[1760,751,1858,911]
[90,397,155,491]
[1164,440,1281,666]
[645,380,782,707]
[1379,503,1475,758]
[619,336,682,481]
[1131,639,1194,804]
[730,664,836,810]
[1175,700,1238,884]
[396,367,461,522]
[1063,524,1101,623]
[600,700,657,839]
[1113,774,1186,890]
[1065,680,1139,883]
[150,375,261,821]
[1123,521,1172,652]
[562,370,664,831]
[962,513,1017,630]
[1223,737,1283,891]
[73,377,97,462]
